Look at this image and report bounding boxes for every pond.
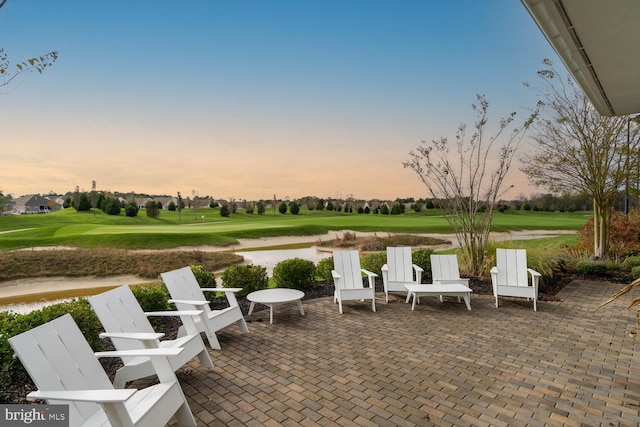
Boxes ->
[0,247,333,314]
[235,247,332,276]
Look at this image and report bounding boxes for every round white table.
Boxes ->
[247,288,305,324]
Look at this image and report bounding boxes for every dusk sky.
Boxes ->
[1,1,560,201]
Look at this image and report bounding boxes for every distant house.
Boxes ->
[153,196,177,210]
[12,194,56,214]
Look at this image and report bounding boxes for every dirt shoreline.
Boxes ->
[0,229,575,301]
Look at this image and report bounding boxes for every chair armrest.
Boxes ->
[28,389,136,403]
[202,287,242,293]
[168,299,208,308]
[490,266,498,274]
[412,264,424,273]
[147,310,202,336]
[331,270,341,279]
[99,332,164,341]
[145,310,204,317]
[95,348,183,358]
[381,264,388,272]
[527,268,541,277]
[361,269,378,278]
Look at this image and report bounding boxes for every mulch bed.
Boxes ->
[1,269,632,405]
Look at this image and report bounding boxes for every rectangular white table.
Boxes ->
[404,284,472,310]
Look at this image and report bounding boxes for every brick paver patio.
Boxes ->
[161,280,640,426]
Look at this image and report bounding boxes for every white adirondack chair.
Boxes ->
[381,246,423,303]
[429,254,470,303]
[161,266,249,350]
[332,250,377,314]
[8,313,196,427]
[88,285,213,388]
[490,248,541,311]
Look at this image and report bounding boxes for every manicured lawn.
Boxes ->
[0,207,590,250]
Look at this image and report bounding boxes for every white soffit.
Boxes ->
[521,0,640,116]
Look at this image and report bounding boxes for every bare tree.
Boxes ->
[404,94,538,275]
[1,1,58,90]
[192,189,199,220]
[90,180,97,216]
[521,59,639,259]
[177,191,183,222]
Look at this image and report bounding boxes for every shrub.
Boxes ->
[220,204,230,217]
[624,256,640,270]
[190,264,216,287]
[412,248,434,281]
[145,200,160,218]
[76,192,92,211]
[631,266,640,280]
[130,282,171,312]
[125,201,138,217]
[221,264,268,297]
[272,258,316,290]
[577,209,640,258]
[278,202,287,214]
[190,264,217,302]
[290,202,300,215]
[316,256,334,282]
[576,260,608,276]
[361,252,386,276]
[102,197,121,215]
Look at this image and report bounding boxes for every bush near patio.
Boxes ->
[220,264,269,297]
[577,209,640,260]
[272,258,316,290]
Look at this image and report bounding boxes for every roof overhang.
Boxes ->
[521,0,640,116]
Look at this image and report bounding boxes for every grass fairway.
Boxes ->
[0,207,590,250]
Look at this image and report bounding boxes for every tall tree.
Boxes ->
[521,59,639,259]
[405,94,538,275]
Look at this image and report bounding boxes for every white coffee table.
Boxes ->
[404,284,472,311]
[247,288,305,323]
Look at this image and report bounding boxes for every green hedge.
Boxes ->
[221,264,269,297]
[272,258,316,290]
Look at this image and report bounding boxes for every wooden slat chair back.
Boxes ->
[8,313,196,427]
[89,285,213,388]
[490,248,541,311]
[381,246,423,302]
[331,250,377,314]
[428,254,470,304]
[161,266,249,350]
[430,254,467,283]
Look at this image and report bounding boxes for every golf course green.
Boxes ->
[0,207,589,251]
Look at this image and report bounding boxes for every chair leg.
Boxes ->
[198,349,214,368]
[338,299,343,314]
[371,296,376,312]
[237,317,249,333]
